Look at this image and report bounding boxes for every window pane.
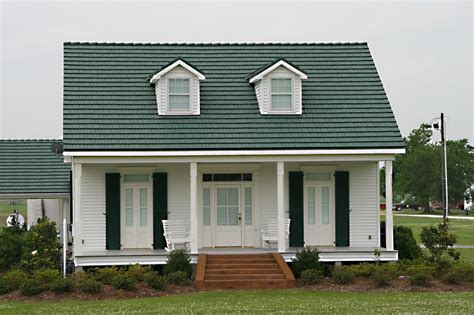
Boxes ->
[169,78,189,94]
[125,188,133,227]
[228,206,239,225]
[203,174,213,182]
[139,188,147,227]
[216,188,227,207]
[203,188,211,226]
[271,95,292,110]
[227,188,238,206]
[322,186,330,224]
[213,174,241,181]
[169,95,190,110]
[244,187,252,225]
[305,172,332,182]
[308,186,315,225]
[217,206,227,225]
[271,78,291,94]
[123,174,149,183]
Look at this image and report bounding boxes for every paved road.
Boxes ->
[393,214,474,220]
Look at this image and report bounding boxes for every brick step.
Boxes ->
[202,279,290,290]
[206,263,278,269]
[206,254,273,260]
[205,274,285,280]
[205,268,284,275]
[206,258,276,265]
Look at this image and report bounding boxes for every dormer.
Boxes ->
[150,59,205,115]
[249,59,307,115]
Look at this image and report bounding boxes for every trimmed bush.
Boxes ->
[164,271,190,285]
[381,222,422,260]
[443,272,461,285]
[75,275,102,293]
[420,223,459,263]
[145,272,166,290]
[291,247,322,278]
[0,278,14,295]
[332,267,354,285]
[405,264,435,277]
[163,249,192,277]
[127,264,152,282]
[32,269,62,291]
[3,269,28,290]
[111,273,136,291]
[372,270,391,287]
[0,224,27,271]
[301,269,324,285]
[50,277,74,293]
[410,273,431,286]
[451,264,474,282]
[94,266,121,285]
[345,263,375,278]
[20,278,44,296]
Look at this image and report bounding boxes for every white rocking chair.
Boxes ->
[162,219,191,252]
[261,219,291,248]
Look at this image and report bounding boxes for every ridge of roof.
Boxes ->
[64,42,368,46]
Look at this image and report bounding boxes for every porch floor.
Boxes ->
[74,247,398,267]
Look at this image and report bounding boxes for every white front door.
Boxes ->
[122,185,153,249]
[214,185,242,247]
[304,184,334,246]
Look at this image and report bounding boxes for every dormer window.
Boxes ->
[249,59,307,115]
[150,59,205,115]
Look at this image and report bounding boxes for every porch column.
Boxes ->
[190,162,198,254]
[277,162,285,253]
[73,162,82,256]
[385,160,394,250]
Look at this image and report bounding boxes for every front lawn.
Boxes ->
[0,290,473,314]
[0,200,27,227]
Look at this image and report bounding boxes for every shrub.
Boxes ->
[0,278,14,295]
[20,278,44,296]
[164,271,190,285]
[380,222,422,260]
[145,272,166,290]
[410,273,431,286]
[443,272,462,285]
[21,218,61,271]
[32,269,62,291]
[345,263,375,278]
[372,270,391,286]
[94,266,121,285]
[377,262,400,278]
[127,264,152,282]
[405,264,435,277]
[420,223,459,263]
[332,267,354,285]
[50,277,74,293]
[451,263,474,282]
[291,247,322,278]
[75,274,102,293]
[301,269,324,285]
[0,224,26,270]
[163,249,192,277]
[111,273,136,291]
[3,269,28,290]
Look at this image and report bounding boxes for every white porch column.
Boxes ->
[190,162,198,254]
[73,162,82,256]
[277,162,285,253]
[385,160,394,251]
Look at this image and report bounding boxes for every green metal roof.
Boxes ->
[63,42,404,151]
[0,140,70,195]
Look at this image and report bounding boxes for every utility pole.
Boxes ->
[440,113,449,222]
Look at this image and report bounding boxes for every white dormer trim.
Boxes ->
[150,60,205,84]
[249,60,307,84]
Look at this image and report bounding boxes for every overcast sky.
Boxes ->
[0,0,472,143]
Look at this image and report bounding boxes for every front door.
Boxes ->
[214,186,242,247]
[304,184,334,246]
[122,185,152,248]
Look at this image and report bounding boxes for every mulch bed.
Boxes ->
[1,278,473,302]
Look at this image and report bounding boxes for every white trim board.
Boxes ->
[150,60,205,84]
[249,60,308,84]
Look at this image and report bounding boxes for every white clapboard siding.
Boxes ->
[166,164,190,221]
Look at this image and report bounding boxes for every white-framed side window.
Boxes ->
[270,78,293,111]
[168,78,191,112]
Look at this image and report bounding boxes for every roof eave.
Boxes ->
[150,59,205,84]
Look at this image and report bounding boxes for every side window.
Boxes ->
[270,78,292,111]
[168,78,190,111]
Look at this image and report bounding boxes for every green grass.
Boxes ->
[457,248,474,264]
[394,208,469,216]
[0,290,473,314]
[383,215,474,245]
[0,200,27,227]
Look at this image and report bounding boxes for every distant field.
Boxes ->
[0,199,27,227]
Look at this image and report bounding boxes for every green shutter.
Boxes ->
[153,173,168,249]
[335,171,350,247]
[289,172,304,247]
[105,173,121,250]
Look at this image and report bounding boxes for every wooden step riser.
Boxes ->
[202,280,291,290]
[206,263,278,269]
[206,259,276,265]
[205,268,283,275]
[206,274,285,280]
[206,254,273,259]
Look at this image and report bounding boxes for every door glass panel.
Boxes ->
[308,186,315,225]
[227,188,239,226]
[139,188,147,227]
[203,188,211,226]
[228,207,239,225]
[244,187,252,225]
[322,186,330,224]
[306,172,331,182]
[216,188,227,225]
[125,188,133,227]
[123,174,149,183]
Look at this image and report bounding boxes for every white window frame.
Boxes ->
[268,74,295,114]
[167,76,192,114]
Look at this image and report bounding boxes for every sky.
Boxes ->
[0,0,472,143]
